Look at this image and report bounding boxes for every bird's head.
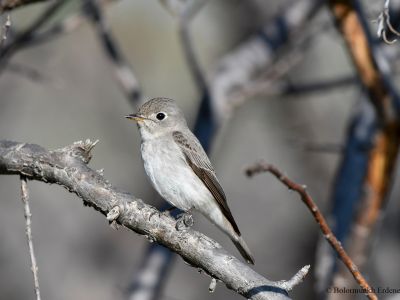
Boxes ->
[126,97,187,140]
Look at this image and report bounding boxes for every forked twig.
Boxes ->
[246,161,377,300]
[376,0,400,44]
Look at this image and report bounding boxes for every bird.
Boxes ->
[125,97,255,264]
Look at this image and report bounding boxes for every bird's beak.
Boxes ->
[125,114,146,122]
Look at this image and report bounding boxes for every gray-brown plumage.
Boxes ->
[126,97,255,264]
[172,131,241,235]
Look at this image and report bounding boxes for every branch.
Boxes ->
[175,0,209,93]
[0,140,309,300]
[20,176,41,300]
[83,0,141,106]
[0,0,67,71]
[0,0,46,13]
[327,0,400,295]
[0,14,11,47]
[376,0,400,44]
[245,161,377,300]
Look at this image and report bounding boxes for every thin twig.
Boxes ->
[20,176,41,300]
[0,0,46,13]
[13,0,114,47]
[7,62,55,84]
[376,0,400,44]
[245,161,377,300]
[0,14,11,48]
[0,0,67,72]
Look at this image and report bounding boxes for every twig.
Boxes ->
[20,176,41,300]
[245,161,377,300]
[0,140,309,300]
[287,139,344,154]
[127,3,212,299]
[314,96,377,294]
[327,0,400,296]
[376,0,400,44]
[208,278,217,293]
[13,0,114,47]
[27,12,86,46]
[0,0,67,72]
[278,265,310,292]
[0,14,11,48]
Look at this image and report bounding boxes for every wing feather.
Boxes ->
[172,131,241,235]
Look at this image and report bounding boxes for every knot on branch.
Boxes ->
[59,139,99,164]
[278,265,310,291]
[72,139,99,163]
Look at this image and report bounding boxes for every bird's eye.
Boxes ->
[156,112,166,120]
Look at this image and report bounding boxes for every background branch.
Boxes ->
[0,0,46,13]
[324,0,400,296]
[20,176,41,300]
[246,161,377,300]
[0,0,67,71]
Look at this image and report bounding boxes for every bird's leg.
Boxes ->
[162,205,179,217]
[176,209,194,231]
[149,205,178,221]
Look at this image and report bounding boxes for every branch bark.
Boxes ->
[0,139,309,300]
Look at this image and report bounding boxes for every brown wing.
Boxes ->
[172,131,241,235]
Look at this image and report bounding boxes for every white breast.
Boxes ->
[140,137,214,212]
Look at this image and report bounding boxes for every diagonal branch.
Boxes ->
[245,161,377,300]
[83,0,141,106]
[0,0,67,71]
[0,139,309,300]
[0,0,46,14]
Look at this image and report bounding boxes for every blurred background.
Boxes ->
[1,0,399,299]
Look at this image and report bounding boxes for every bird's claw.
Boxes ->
[176,212,194,230]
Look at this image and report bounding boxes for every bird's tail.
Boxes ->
[232,236,255,265]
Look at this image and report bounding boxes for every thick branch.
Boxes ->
[0,140,308,300]
[83,0,141,106]
[0,0,67,71]
[328,0,396,121]
[246,162,377,300]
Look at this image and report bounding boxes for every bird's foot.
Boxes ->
[162,206,178,217]
[176,211,194,231]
